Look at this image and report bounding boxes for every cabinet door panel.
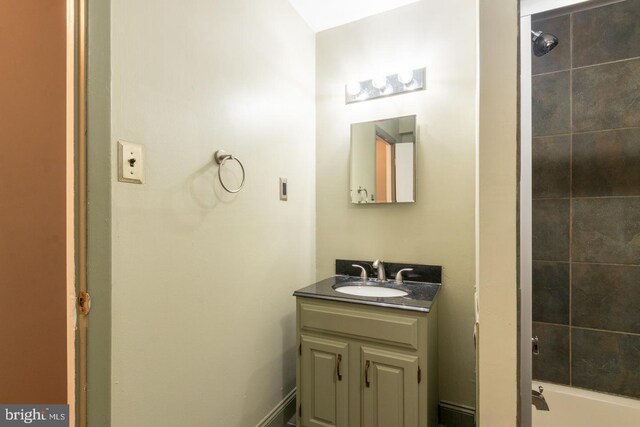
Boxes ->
[301,335,349,427]
[362,347,419,427]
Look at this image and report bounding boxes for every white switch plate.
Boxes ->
[118,141,143,184]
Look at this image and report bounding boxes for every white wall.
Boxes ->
[110,0,315,425]
[316,0,478,408]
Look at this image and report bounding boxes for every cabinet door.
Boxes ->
[300,335,349,427]
[361,346,419,427]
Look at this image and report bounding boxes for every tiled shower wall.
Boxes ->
[531,0,640,398]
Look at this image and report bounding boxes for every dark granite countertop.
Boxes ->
[293,275,441,313]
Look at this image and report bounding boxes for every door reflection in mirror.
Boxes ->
[350,115,416,204]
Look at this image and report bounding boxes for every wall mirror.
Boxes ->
[350,115,416,204]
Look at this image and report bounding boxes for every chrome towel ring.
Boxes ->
[214,150,245,193]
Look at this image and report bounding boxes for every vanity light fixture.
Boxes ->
[397,70,414,85]
[344,67,425,104]
[371,76,388,90]
[346,81,362,96]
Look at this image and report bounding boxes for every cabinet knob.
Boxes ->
[336,354,343,381]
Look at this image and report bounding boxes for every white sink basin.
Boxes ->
[334,285,408,298]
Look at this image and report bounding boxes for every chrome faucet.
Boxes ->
[532,386,549,411]
[372,259,386,282]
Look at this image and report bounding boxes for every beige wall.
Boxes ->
[109,0,315,425]
[0,0,68,405]
[477,0,520,424]
[316,0,477,408]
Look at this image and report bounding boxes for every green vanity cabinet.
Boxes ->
[300,335,350,426]
[361,346,419,427]
[296,297,438,427]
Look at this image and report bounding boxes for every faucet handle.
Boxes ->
[352,264,368,280]
[394,268,413,284]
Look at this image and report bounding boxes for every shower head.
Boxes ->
[531,31,559,57]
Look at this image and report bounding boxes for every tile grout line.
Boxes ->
[571,260,640,268]
[534,125,640,139]
[568,10,574,387]
[533,195,640,201]
[532,54,640,78]
[572,55,640,72]
[532,68,570,78]
[533,259,640,268]
[571,126,640,136]
[533,321,640,338]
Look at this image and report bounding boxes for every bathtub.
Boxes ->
[532,381,640,427]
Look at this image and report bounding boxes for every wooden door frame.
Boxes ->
[68,0,89,425]
[76,0,88,425]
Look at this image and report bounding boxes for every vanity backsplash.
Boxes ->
[336,259,442,283]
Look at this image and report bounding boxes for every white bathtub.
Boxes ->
[532,381,640,427]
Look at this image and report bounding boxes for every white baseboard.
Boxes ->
[256,388,296,427]
[438,401,476,427]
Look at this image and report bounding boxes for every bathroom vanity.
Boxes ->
[293,261,441,427]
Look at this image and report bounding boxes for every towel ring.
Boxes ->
[214,150,245,193]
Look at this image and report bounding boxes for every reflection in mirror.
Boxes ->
[350,115,416,204]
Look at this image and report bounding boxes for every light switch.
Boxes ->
[279,177,287,201]
[118,141,143,184]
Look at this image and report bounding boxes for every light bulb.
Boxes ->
[372,76,388,90]
[397,70,414,85]
[346,81,362,96]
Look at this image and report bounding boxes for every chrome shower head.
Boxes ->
[531,30,559,57]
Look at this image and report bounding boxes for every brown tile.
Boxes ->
[533,71,571,137]
[572,328,640,398]
[572,197,640,264]
[532,322,570,385]
[573,128,640,197]
[532,199,570,261]
[532,14,571,75]
[573,263,640,334]
[572,0,640,68]
[533,262,569,324]
[573,58,640,132]
[533,135,570,199]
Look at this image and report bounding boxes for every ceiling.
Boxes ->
[286,0,420,32]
